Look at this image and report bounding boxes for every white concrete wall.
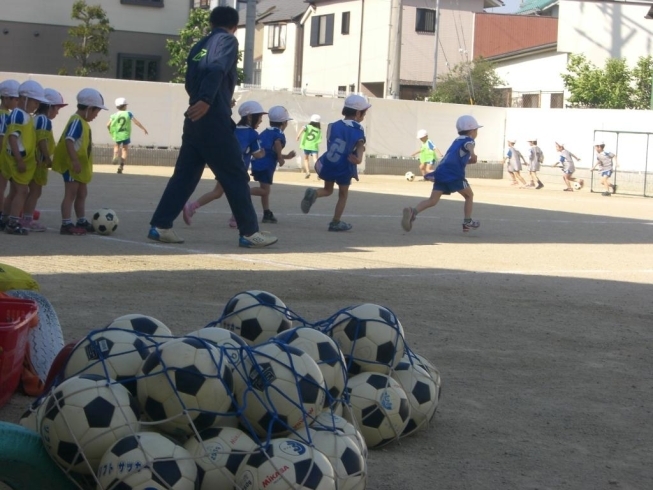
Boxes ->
[261,23,300,90]
[494,52,568,95]
[4,70,652,172]
[557,0,653,66]
[1,0,189,36]
[302,0,370,94]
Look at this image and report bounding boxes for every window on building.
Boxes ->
[268,24,287,50]
[310,14,335,47]
[253,59,262,86]
[522,93,541,108]
[118,54,160,81]
[349,84,355,93]
[193,0,210,8]
[337,85,347,95]
[342,12,350,35]
[120,0,163,7]
[415,8,436,33]
[550,93,564,108]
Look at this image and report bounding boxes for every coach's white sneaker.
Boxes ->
[239,231,278,248]
[147,227,184,243]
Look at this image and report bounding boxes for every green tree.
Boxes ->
[631,56,653,110]
[60,0,113,76]
[561,54,633,109]
[429,58,505,106]
[166,8,244,84]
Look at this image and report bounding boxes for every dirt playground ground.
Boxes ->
[1,165,652,490]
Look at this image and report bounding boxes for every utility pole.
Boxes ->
[387,0,403,99]
[432,0,441,92]
[243,0,256,84]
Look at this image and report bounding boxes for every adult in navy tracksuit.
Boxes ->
[148,6,277,248]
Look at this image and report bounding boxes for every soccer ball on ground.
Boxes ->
[62,328,151,397]
[106,314,173,338]
[346,372,411,449]
[40,374,141,474]
[290,426,366,490]
[236,438,336,490]
[219,290,293,346]
[97,431,197,490]
[327,304,405,375]
[572,181,583,190]
[391,360,440,436]
[137,337,235,437]
[92,208,119,235]
[405,171,415,181]
[274,327,348,408]
[183,426,258,489]
[237,341,325,438]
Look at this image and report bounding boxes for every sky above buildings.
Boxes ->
[487,0,521,13]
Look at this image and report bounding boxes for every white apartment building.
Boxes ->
[0,0,191,81]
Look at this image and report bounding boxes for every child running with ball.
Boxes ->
[401,115,482,234]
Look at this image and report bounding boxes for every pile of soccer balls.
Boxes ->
[19,291,442,490]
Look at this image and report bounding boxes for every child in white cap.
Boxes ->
[591,141,617,196]
[505,139,527,187]
[1,80,49,235]
[52,88,108,235]
[401,115,482,234]
[107,97,148,174]
[300,94,370,232]
[183,100,267,227]
[0,79,21,225]
[553,142,582,191]
[250,105,296,224]
[296,114,322,179]
[526,139,544,189]
[20,89,68,232]
[411,129,442,180]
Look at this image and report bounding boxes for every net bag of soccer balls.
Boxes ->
[19,291,441,489]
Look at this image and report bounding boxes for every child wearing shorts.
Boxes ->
[107,97,148,174]
[527,139,544,189]
[250,106,296,224]
[401,115,482,234]
[300,94,370,232]
[183,100,266,228]
[412,129,442,180]
[21,89,68,232]
[591,141,617,196]
[1,80,49,235]
[52,88,107,235]
[553,142,583,191]
[297,114,322,179]
[0,79,20,226]
[505,139,527,187]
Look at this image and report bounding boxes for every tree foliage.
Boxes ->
[562,54,653,109]
[60,0,113,77]
[429,58,505,106]
[166,8,244,84]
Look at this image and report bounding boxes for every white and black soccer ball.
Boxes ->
[106,314,173,338]
[275,327,348,408]
[401,351,442,410]
[187,327,248,396]
[311,411,367,460]
[97,431,197,490]
[405,171,415,182]
[236,438,336,490]
[137,337,234,437]
[92,207,119,235]
[183,426,258,489]
[219,290,292,346]
[238,341,325,438]
[63,329,151,397]
[40,374,141,474]
[290,426,366,490]
[391,360,439,436]
[327,304,406,375]
[572,181,582,190]
[346,372,411,449]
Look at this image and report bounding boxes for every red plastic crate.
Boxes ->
[0,297,39,408]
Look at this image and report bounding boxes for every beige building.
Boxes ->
[0,0,191,82]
